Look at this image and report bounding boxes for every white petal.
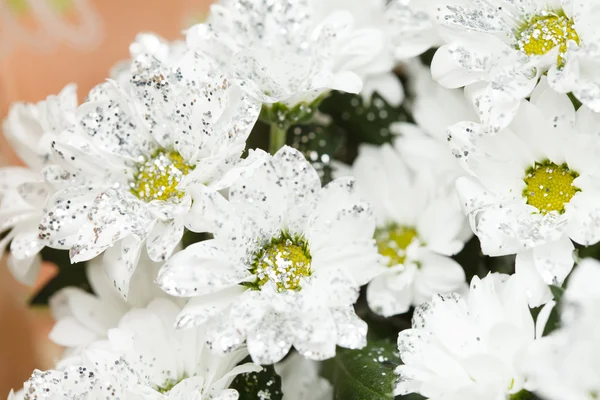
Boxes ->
[157,240,247,297]
[175,285,246,329]
[146,219,184,262]
[102,235,143,299]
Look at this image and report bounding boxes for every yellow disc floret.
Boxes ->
[250,234,312,292]
[516,12,580,67]
[523,160,580,214]
[130,149,193,202]
[376,225,418,267]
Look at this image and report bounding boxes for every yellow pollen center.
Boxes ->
[130,149,193,202]
[376,226,418,267]
[516,13,580,67]
[251,235,312,292]
[523,161,580,214]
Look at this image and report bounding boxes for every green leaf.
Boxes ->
[230,364,283,400]
[319,90,410,147]
[549,284,565,301]
[324,339,401,400]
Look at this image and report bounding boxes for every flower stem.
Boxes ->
[269,124,287,155]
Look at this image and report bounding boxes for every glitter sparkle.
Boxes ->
[523,160,580,214]
[376,225,418,267]
[516,12,580,67]
[250,233,312,292]
[129,148,193,202]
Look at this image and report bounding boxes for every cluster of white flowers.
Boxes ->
[2,0,600,399]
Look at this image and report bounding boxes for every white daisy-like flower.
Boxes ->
[157,146,383,364]
[275,352,333,400]
[0,83,77,285]
[25,299,259,400]
[309,0,439,106]
[524,258,600,400]
[186,0,386,114]
[395,273,547,399]
[430,0,600,129]
[49,253,171,359]
[451,80,600,306]
[338,143,468,317]
[38,47,262,298]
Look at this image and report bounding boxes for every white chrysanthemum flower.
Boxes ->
[25,299,259,400]
[157,146,383,364]
[451,81,600,306]
[38,48,262,298]
[186,0,387,112]
[338,143,468,317]
[49,253,171,358]
[0,84,77,285]
[395,273,546,399]
[524,258,600,400]
[430,0,600,129]
[275,353,333,400]
[309,0,439,106]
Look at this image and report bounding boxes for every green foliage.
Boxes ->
[323,339,401,400]
[320,90,411,150]
[230,364,283,400]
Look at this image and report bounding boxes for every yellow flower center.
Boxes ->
[376,226,418,267]
[129,149,193,202]
[251,234,312,292]
[516,12,580,67]
[523,161,580,214]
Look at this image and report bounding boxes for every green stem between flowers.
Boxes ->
[269,124,288,155]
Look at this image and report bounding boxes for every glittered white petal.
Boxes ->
[331,306,368,350]
[531,236,575,286]
[175,285,247,329]
[146,219,184,262]
[102,235,144,299]
[291,309,337,361]
[247,312,293,365]
[38,185,98,250]
[78,81,156,158]
[272,146,321,233]
[307,177,376,251]
[70,188,153,262]
[311,240,383,286]
[431,45,487,88]
[228,157,286,237]
[158,240,247,297]
[307,268,360,308]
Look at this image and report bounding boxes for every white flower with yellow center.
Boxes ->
[523,258,600,400]
[395,273,547,399]
[157,146,383,365]
[337,143,468,317]
[37,49,262,299]
[186,0,386,113]
[24,299,259,400]
[309,0,439,106]
[430,0,600,129]
[0,84,77,285]
[451,80,600,306]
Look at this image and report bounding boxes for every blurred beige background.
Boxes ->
[0,0,212,394]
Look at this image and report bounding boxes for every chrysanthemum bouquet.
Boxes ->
[3,0,600,399]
